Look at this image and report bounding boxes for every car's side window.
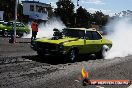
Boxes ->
[85,31,93,40]
[16,23,25,27]
[78,30,85,39]
[92,32,102,40]
[85,31,102,40]
[7,22,12,26]
[63,29,85,38]
[20,23,25,27]
[16,23,20,27]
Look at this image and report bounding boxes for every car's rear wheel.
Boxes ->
[68,49,78,62]
[96,45,109,59]
[18,32,27,38]
[2,30,8,37]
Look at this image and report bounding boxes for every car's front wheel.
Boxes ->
[37,50,45,57]
[68,49,78,62]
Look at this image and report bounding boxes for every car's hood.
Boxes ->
[34,37,79,44]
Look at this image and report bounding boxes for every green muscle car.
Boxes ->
[0,21,30,37]
[31,28,112,62]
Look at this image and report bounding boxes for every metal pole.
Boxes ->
[75,0,79,26]
[14,0,18,43]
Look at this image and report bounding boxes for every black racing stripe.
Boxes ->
[60,38,79,44]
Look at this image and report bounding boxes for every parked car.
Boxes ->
[0,21,30,37]
[31,28,112,62]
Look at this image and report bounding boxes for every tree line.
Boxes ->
[0,0,131,28]
[54,0,109,28]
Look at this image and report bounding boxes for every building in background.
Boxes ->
[22,0,53,21]
[0,11,4,21]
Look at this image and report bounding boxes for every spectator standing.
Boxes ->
[31,20,38,41]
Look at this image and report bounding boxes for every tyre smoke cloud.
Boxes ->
[23,17,66,38]
[105,16,132,59]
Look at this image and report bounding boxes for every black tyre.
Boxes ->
[2,30,8,37]
[18,32,26,38]
[37,50,45,57]
[96,49,104,59]
[68,49,78,62]
[96,45,109,59]
[18,34,23,38]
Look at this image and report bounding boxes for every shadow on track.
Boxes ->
[22,54,97,65]
[15,41,31,43]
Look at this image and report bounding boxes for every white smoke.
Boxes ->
[23,17,66,38]
[105,16,132,59]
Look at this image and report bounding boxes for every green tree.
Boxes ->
[0,0,15,21]
[76,6,91,28]
[91,11,109,26]
[54,0,75,27]
[0,0,23,21]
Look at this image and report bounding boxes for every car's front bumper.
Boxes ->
[30,43,66,56]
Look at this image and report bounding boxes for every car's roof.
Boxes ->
[65,28,97,31]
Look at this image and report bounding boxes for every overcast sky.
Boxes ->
[21,0,132,16]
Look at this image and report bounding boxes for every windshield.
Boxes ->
[62,29,85,38]
[16,23,25,27]
[4,22,25,27]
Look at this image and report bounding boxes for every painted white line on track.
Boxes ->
[96,86,104,88]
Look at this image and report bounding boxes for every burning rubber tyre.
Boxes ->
[68,49,78,62]
[96,45,109,59]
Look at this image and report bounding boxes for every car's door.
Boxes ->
[83,31,95,53]
[91,31,103,52]
[84,31,102,53]
[6,22,13,31]
[17,23,27,35]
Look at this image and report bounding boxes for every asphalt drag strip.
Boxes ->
[0,37,132,88]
